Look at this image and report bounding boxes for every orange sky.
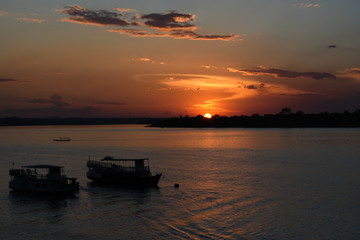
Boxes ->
[1,1,360,117]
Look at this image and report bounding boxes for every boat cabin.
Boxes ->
[10,165,66,179]
[9,165,78,194]
[86,156,161,187]
[88,156,151,173]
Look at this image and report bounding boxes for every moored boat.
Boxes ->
[87,156,161,187]
[9,165,79,194]
[53,137,71,141]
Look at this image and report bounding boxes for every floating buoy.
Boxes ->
[174,183,179,188]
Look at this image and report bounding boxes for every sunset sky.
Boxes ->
[1,0,360,118]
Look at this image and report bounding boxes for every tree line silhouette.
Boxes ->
[0,117,152,126]
[1,108,359,127]
[148,108,360,128]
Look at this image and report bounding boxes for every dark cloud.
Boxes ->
[265,69,336,79]
[49,94,71,108]
[170,30,237,41]
[0,106,101,118]
[27,94,71,108]
[142,11,195,30]
[108,29,161,37]
[239,82,265,90]
[61,5,239,41]
[28,98,49,104]
[245,84,257,89]
[230,68,336,80]
[245,83,265,89]
[109,29,238,41]
[0,78,17,83]
[62,5,135,26]
[1,94,102,117]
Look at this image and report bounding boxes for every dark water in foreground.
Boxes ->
[0,125,360,240]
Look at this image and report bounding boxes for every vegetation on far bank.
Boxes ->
[148,108,360,128]
[1,108,360,127]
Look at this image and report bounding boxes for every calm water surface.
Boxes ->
[0,125,360,239]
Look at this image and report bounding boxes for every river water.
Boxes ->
[0,125,359,239]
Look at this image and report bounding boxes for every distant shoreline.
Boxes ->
[1,111,360,128]
[148,111,360,128]
[0,117,157,126]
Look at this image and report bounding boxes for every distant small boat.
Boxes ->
[53,137,71,142]
[87,156,162,187]
[9,165,79,194]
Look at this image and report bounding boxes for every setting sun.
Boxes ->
[204,113,212,118]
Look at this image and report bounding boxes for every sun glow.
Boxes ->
[204,113,212,118]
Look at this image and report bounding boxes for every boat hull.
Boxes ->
[87,173,162,188]
[9,179,79,195]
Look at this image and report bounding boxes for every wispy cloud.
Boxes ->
[60,5,239,41]
[337,67,360,81]
[113,8,137,13]
[131,57,164,64]
[134,57,151,62]
[16,17,45,23]
[227,67,336,80]
[27,94,71,108]
[135,73,315,113]
[201,65,217,69]
[294,3,320,8]
[190,79,315,112]
[2,11,45,23]
[140,57,151,62]
[159,74,236,89]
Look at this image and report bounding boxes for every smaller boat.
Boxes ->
[9,165,79,194]
[53,137,71,142]
[87,156,161,187]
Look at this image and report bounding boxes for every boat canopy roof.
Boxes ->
[22,165,63,169]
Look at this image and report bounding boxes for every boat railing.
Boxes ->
[87,160,150,172]
[9,169,68,180]
[119,166,150,172]
[87,160,113,168]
